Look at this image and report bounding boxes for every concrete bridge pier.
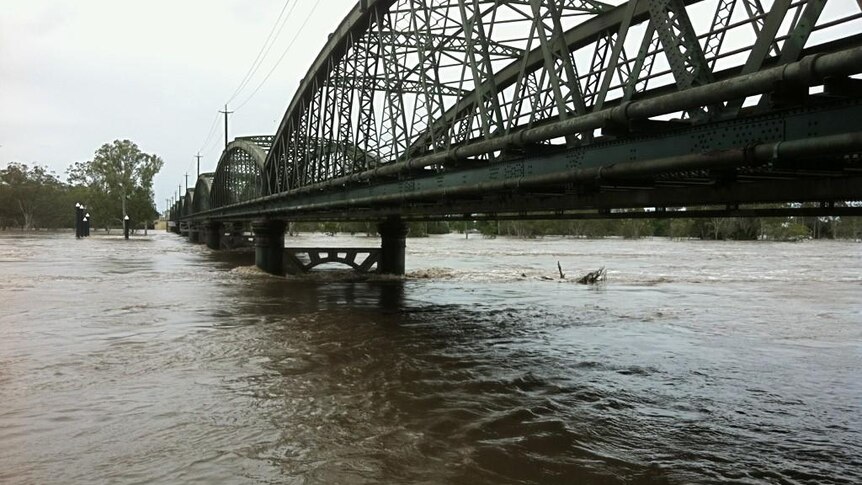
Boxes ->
[377,217,408,275]
[205,222,222,250]
[253,219,286,275]
[195,226,206,244]
[218,222,249,249]
[188,225,202,244]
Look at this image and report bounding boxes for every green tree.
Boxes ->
[833,216,862,239]
[761,218,810,241]
[668,218,697,239]
[425,221,450,234]
[67,161,113,231]
[0,163,68,229]
[450,220,474,236]
[407,222,429,237]
[69,140,163,230]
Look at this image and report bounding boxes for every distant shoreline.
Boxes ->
[1,229,858,243]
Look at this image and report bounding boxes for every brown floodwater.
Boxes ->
[0,232,860,484]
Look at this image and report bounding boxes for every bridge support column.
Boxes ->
[188,225,201,244]
[252,220,286,276]
[377,217,408,275]
[205,222,222,250]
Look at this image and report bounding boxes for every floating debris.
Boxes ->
[577,267,607,285]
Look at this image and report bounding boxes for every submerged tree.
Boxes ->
[69,140,163,230]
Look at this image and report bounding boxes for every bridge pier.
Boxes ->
[228,223,251,249]
[252,220,286,275]
[377,217,408,275]
[205,222,222,250]
[188,225,202,244]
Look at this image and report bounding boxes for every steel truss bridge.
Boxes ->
[172,0,862,274]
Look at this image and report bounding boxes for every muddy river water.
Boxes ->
[0,232,859,484]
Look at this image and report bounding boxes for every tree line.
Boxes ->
[293,211,862,241]
[0,140,163,232]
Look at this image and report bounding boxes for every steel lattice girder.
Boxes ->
[182,190,194,217]
[188,98,862,223]
[218,0,861,210]
[192,173,215,214]
[360,30,526,58]
[209,137,270,210]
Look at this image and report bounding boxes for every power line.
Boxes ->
[200,126,225,160]
[184,112,222,184]
[235,0,322,112]
[225,0,299,106]
[197,111,222,154]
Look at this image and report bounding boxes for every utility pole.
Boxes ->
[195,153,202,178]
[219,104,233,150]
[185,173,189,191]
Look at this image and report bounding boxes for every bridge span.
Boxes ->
[171,0,862,275]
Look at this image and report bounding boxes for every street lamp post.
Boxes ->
[74,203,82,238]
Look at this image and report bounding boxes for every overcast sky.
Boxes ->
[1,0,356,211]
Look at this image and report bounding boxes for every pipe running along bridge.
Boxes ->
[171,0,862,275]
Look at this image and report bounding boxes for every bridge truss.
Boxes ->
[177,0,862,224]
[209,136,273,209]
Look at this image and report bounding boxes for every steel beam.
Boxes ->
[185,100,862,223]
[340,47,862,182]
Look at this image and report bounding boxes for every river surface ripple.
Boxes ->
[0,232,860,484]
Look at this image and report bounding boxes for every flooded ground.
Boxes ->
[0,232,860,484]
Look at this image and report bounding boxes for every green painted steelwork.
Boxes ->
[188,100,862,222]
[181,0,862,224]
